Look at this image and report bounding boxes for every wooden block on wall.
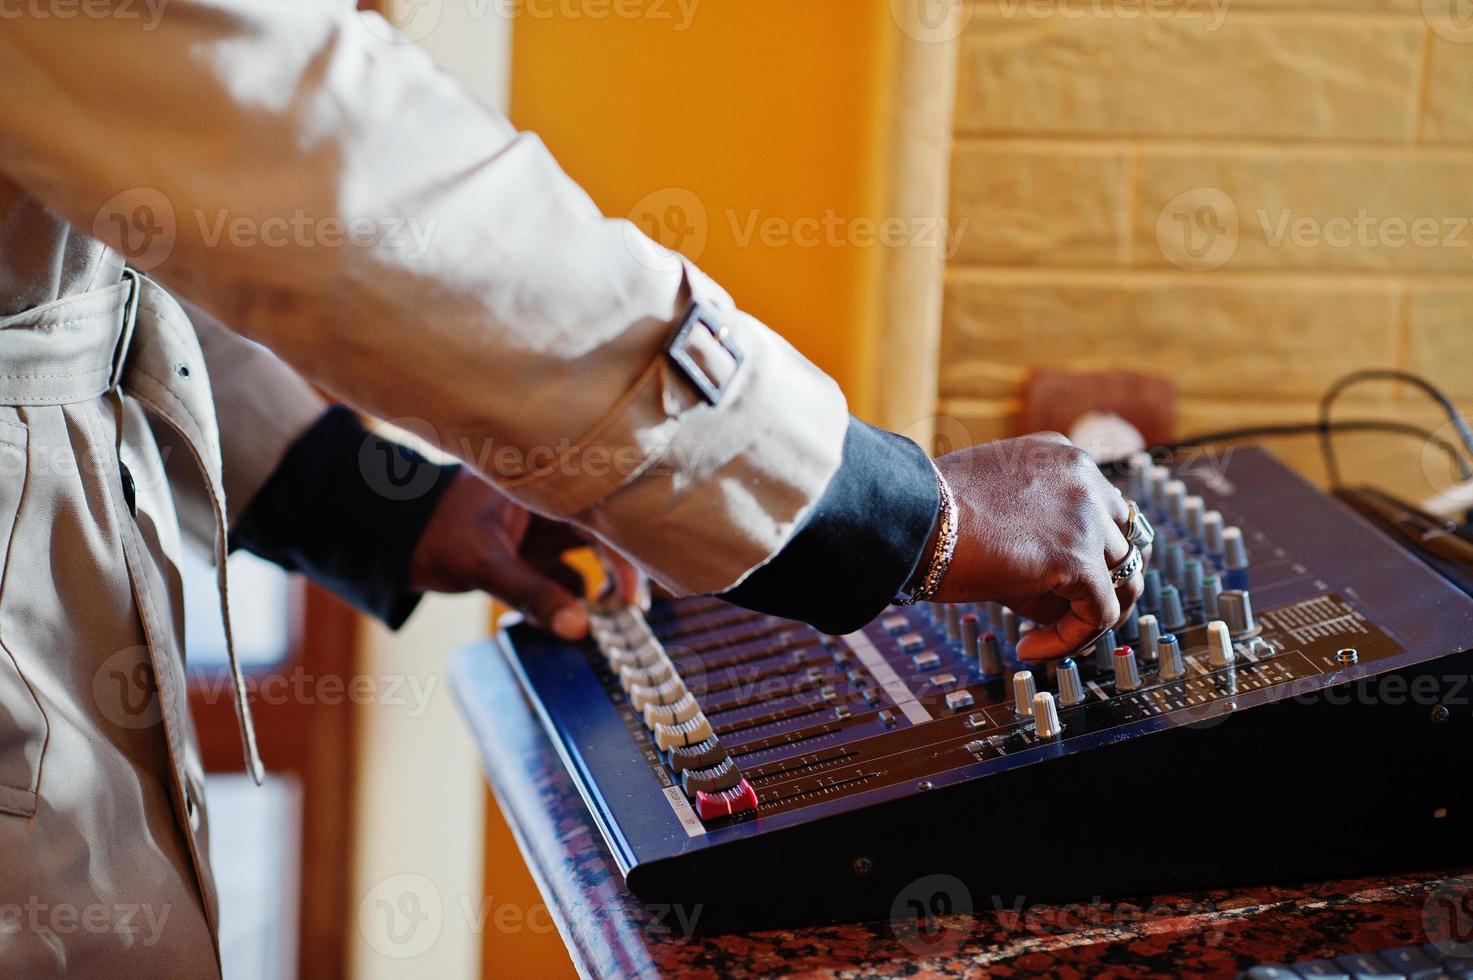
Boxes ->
[1019,370,1178,445]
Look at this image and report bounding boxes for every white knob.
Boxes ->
[1012,670,1037,716]
[1207,620,1236,668]
[1114,646,1142,691]
[1033,692,1063,739]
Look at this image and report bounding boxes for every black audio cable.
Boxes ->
[1317,369,1473,488]
[1103,418,1471,484]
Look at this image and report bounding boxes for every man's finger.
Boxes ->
[1016,566,1121,663]
[485,556,588,640]
[595,542,647,609]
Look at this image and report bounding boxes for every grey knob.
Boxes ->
[1143,569,1163,613]
[1093,628,1118,673]
[1160,585,1187,631]
[943,604,961,642]
[1150,467,1172,512]
[1012,670,1037,716]
[1223,526,1250,573]
[1033,692,1063,739]
[1165,543,1186,588]
[1157,634,1185,680]
[980,632,1004,677]
[1207,620,1237,668]
[1219,590,1256,638]
[1056,658,1086,706]
[1128,452,1154,503]
[1001,607,1021,648]
[1114,646,1142,691]
[1120,604,1141,645]
[960,613,981,667]
[1183,495,1206,542]
[1183,559,1205,606]
[1164,480,1188,526]
[1201,574,1223,620]
[1136,614,1161,664]
[984,602,1004,630]
[1203,510,1226,556]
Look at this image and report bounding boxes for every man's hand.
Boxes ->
[930,433,1143,663]
[407,469,644,640]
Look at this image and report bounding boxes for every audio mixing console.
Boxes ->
[489,446,1473,928]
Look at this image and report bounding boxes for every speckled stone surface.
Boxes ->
[453,643,1471,979]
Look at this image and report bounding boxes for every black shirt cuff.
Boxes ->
[229,406,459,628]
[718,416,939,635]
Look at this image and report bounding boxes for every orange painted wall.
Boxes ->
[509,0,898,415]
[482,6,899,977]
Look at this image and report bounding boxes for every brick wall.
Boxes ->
[937,0,1473,502]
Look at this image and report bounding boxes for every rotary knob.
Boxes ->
[1033,692,1064,739]
[1120,604,1141,645]
[1165,543,1187,589]
[1183,559,1205,606]
[1143,569,1164,614]
[1056,658,1086,706]
[1136,614,1161,664]
[1163,480,1188,527]
[943,604,962,642]
[1094,627,1118,673]
[1113,645,1142,692]
[1201,573,1223,620]
[1207,619,1237,668]
[1157,634,1186,681]
[1223,526,1250,590]
[1183,495,1206,544]
[1203,510,1226,558]
[1218,590,1257,638]
[1012,670,1037,716]
[1159,585,1187,631]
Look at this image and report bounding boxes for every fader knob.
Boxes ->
[1094,628,1118,673]
[1033,692,1063,739]
[1012,670,1038,716]
[1218,590,1257,638]
[1113,646,1142,691]
[1001,607,1021,648]
[961,613,981,667]
[1223,527,1250,590]
[1207,620,1236,668]
[1136,614,1161,664]
[1056,658,1086,706]
[1157,634,1185,681]
[980,632,1004,677]
[1159,585,1187,631]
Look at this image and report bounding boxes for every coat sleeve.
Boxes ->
[0,0,848,596]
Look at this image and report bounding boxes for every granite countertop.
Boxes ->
[452,640,1471,979]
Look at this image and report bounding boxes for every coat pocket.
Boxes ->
[0,420,47,817]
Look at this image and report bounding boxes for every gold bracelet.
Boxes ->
[900,461,958,605]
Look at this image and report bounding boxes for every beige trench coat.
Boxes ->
[0,1,851,976]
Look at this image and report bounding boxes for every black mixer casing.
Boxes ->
[479,447,1473,931]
